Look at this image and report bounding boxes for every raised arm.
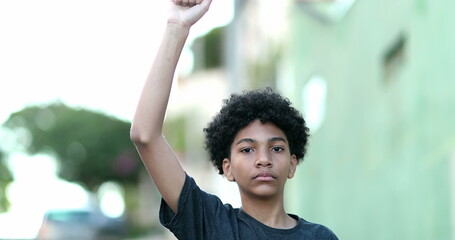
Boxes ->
[130,0,212,213]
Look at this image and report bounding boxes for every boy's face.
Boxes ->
[222,120,297,200]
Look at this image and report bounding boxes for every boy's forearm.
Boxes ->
[130,0,212,214]
[131,24,190,143]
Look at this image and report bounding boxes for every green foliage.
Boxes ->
[163,116,186,152]
[0,151,13,212]
[191,26,225,71]
[203,26,225,69]
[4,102,141,190]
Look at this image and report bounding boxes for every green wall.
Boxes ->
[283,0,455,239]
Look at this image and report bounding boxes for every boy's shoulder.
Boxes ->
[297,216,339,239]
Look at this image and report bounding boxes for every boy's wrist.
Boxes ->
[166,22,191,37]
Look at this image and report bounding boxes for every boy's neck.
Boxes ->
[240,195,297,229]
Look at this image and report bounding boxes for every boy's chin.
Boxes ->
[245,187,281,200]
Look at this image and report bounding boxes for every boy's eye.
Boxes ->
[240,147,253,153]
[271,146,284,152]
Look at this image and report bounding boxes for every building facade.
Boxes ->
[229,0,455,239]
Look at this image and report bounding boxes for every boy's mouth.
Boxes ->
[254,172,276,181]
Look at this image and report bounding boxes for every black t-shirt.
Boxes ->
[160,174,339,240]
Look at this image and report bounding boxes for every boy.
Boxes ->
[130,0,338,239]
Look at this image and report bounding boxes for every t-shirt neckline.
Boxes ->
[238,207,302,234]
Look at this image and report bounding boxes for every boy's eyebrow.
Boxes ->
[269,136,287,143]
[236,138,256,145]
[235,137,287,145]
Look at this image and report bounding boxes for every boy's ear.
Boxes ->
[222,158,235,182]
[288,154,298,179]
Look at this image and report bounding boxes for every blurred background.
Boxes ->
[1,0,454,239]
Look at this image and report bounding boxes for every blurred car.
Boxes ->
[36,208,126,240]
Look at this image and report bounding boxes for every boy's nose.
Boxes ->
[255,149,272,167]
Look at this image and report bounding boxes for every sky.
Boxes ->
[0,1,234,238]
[0,0,234,125]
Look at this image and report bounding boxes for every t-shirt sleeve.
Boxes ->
[159,173,236,239]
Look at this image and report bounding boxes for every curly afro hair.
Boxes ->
[203,88,310,174]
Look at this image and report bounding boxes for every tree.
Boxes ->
[0,151,13,212]
[3,102,142,191]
